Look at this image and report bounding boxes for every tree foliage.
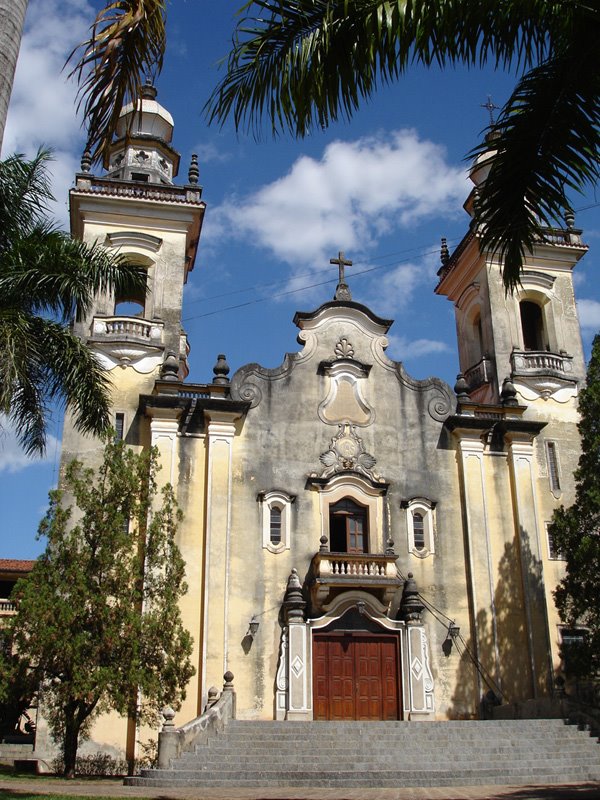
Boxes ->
[0,150,147,455]
[0,439,194,777]
[549,334,600,679]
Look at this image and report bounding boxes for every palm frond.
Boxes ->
[0,313,112,454]
[0,150,54,249]
[35,318,112,438]
[68,0,167,166]
[0,228,147,322]
[205,0,554,137]
[473,25,600,289]
[0,153,147,454]
[0,310,48,455]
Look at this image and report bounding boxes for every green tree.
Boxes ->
[0,150,146,455]
[549,334,600,679]
[0,438,194,778]
[17,2,600,288]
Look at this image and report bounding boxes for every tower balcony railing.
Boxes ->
[74,175,202,204]
[91,316,164,345]
[511,349,574,380]
[310,550,401,607]
[464,355,494,391]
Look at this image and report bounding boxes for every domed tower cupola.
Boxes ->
[104,81,181,184]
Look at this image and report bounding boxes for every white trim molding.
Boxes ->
[258,489,295,553]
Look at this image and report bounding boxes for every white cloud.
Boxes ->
[577,299,600,332]
[359,248,441,317]
[2,0,92,226]
[0,419,60,474]
[386,335,451,361]
[208,130,467,267]
[192,142,231,164]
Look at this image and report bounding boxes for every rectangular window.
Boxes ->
[115,413,125,441]
[560,627,588,674]
[546,522,565,560]
[547,441,561,493]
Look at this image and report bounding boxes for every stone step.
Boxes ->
[129,768,600,789]
[177,754,598,769]
[129,718,600,789]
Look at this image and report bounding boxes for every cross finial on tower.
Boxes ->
[481,95,500,126]
[330,251,353,301]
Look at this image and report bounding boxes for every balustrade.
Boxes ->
[92,317,163,343]
[511,350,573,377]
[464,356,493,390]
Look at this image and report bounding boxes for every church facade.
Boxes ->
[61,88,588,761]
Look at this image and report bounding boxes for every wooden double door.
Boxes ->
[313,632,401,720]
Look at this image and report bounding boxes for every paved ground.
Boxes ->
[1,778,600,800]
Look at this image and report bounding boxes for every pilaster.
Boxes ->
[505,432,553,697]
[456,433,500,697]
[201,411,240,707]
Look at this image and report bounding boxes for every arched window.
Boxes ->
[259,490,295,553]
[329,498,368,553]
[403,497,436,557]
[472,312,484,362]
[520,301,545,351]
[114,281,147,317]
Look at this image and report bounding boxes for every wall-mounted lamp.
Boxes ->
[447,622,460,641]
[442,621,460,657]
[247,615,260,639]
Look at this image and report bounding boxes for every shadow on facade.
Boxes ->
[448,534,548,718]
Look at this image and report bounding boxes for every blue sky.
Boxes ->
[2,0,600,558]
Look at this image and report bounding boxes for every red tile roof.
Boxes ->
[0,559,36,573]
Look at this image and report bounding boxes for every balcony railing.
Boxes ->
[74,176,203,205]
[464,355,494,391]
[91,316,164,344]
[310,551,401,607]
[0,599,16,613]
[511,350,574,380]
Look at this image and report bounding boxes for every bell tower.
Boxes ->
[436,141,588,407]
[64,83,205,458]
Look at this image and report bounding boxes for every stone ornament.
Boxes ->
[334,337,354,358]
[318,424,379,481]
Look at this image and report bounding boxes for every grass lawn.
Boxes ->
[0,794,136,800]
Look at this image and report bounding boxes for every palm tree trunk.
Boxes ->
[0,0,28,152]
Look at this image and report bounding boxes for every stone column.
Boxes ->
[505,432,553,697]
[399,573,434,719]
[282,569,311,720]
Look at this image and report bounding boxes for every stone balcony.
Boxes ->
[511,349,575,381]
[310,551,401,608]
[91,316,164,345]
[464,355,494,392]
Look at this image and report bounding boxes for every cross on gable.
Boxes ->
[330,251,353,301]
[330,251,353,284]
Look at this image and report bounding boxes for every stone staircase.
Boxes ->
[128,718,600,788]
